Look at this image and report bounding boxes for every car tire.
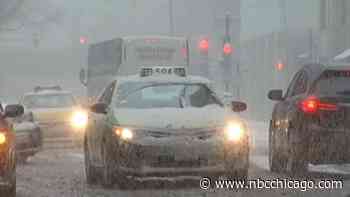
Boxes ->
[84,139,98,185]
[101,141,114,188]
[3,152,16,197]
[225,145,249,182]
[286,128,308,175]
[227,168,248,181]
[1,184,16,197]
[7,177,16,197]
[268,123,286,173]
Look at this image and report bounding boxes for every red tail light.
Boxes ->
[181,47,188,58]
[300,96,337,114]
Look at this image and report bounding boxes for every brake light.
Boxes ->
[300,96,337,114]
[181,47,187,58]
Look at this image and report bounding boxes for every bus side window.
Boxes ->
[124,46,127,61]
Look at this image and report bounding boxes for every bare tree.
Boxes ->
[0,0,63,32]
[0,0,24,29]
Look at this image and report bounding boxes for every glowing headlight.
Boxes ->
[224,122,245,142]
[114,127,133,140]
[0,133,6,145]
[71,110,88,129]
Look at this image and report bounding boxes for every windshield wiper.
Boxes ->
[336,90,350,95]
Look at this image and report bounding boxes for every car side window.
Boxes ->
[285,72,301,98]
[290,71,308,96]
[98,81,116,105]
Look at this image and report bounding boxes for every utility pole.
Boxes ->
[168,0,174,35]
[198,37,210,78]
[278,0,288,88]
[222,13,233,93]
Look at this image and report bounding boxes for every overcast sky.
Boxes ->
[0,0,320,48]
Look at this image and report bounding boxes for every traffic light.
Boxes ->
[79,36,88,45]
[198,38,209,55]
[223,42,233,56]
[275,62,285,71]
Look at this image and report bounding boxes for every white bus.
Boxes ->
[80,36,189,98]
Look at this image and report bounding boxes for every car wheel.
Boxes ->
[225,146,249,182]
[84,139,98,185]
[7,177,16,197]
[227,168,248,181]
[4,153,16,197]
[101,141,115,188]
[286,130,308,175]
[1,184,16,197]
[269,123,286,173]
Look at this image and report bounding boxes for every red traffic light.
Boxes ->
[275,62,284,71]
[198,38,209,52]
[80,36,87,44]
[223,43,233,55]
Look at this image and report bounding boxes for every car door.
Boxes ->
[284,71,309,136]
[272,71,302,151]
[280,71,309,152]
[93,81,116,166]
[87,87,107,165]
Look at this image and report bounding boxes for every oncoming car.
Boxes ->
[12,111,42,163]
[0,103,24,197]
[84,67,250,188]
[21,86,87,144]
[268,64,350,174]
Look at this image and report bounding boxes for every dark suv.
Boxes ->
[268,64,350,174]
[0,104,24,197]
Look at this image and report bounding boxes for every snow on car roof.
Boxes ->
[24,90,72,96]
[123,35,186,42]
[114,74,211,85]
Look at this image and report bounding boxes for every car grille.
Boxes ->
[143,129,217,140]
[150,156,208,168]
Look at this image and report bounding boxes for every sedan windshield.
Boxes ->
[22,94,75,109]
[115,83,222,109]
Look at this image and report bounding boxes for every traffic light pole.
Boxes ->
[222,13,233,93]
[168,0,174,35]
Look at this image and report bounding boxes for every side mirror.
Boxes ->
[268,90,284,101]
[79,68,87,87]
[5,104,24,118]
[90,103,107,114]
[231,101,247,112]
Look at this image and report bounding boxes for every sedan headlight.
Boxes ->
[114,127,133,140]
[0,132,6,145]
[224,122,246,142]
[71,110,88,130]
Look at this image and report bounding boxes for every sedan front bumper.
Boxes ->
[119,164,226,178]
[39,122,84,139]
[114,135,249,177]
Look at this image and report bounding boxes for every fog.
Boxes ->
[0,0,345,120]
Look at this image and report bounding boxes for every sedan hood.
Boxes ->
[31,107,75,123]
[113,105,239,129]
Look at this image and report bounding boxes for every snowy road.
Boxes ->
[16,121,350,197]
